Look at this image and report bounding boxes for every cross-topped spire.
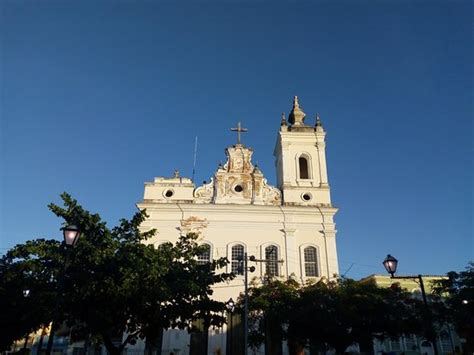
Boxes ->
[230,121,248,145]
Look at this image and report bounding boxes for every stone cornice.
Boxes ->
[137,201,338,215]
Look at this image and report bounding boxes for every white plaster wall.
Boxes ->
[137,203,339,303]
[143,183,195,202]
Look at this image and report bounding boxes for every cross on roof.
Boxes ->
[230,122,248,145]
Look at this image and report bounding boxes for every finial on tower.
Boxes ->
[280,112,287,126]
[288,96,306,126]
[315,113,325,132]
[253,163,262,174]
[316,113,323,127]
[294,96,300,107]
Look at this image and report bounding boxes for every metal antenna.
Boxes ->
[342,263,354,277]
[192,136,198,182]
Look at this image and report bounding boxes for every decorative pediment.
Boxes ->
[225,145,254,173]
[260,178,282,206]
[193,144,282,206]
[194,178,214,204]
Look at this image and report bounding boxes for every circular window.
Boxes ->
[302,193,312,201]
[234,185,243,193]
[164,190,174,198]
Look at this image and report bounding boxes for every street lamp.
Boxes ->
[226,298,235,312]
[63,225,80,248]
[22,289,31,351]
[240,254,284,355]
[226,298,235,355]
[382,254,439,355]
[45,225,81,355]
[237,253,255,355]
[382,254,398,277]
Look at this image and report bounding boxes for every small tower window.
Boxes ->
[299,157,309,179]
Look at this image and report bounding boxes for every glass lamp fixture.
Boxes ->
[63,225,80,248]
[226,298,235,312]
[383,254,398,277]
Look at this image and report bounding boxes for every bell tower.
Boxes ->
[274,96,331,206]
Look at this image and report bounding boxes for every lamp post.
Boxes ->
[238,253,256,355]
[240,254,284,355]
[45,225,80,355]
[382,254,439,355]
[226,298,235,355]
[22,289,31,351]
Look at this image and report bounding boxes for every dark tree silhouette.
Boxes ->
[0,193,233,354]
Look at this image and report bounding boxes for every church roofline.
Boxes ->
[137,200,338,213]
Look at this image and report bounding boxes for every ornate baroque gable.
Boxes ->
[194,144,281,206]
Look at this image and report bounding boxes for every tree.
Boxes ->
[0,239,58,351]
[0,193,233,354]
[247,277,426,355]
[246,278,300,355]
[433,262,474,354]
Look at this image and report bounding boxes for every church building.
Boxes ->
[136,97,339,354]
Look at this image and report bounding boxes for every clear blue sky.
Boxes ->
[1,0,472,279]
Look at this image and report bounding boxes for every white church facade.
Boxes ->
[136,97,339,354]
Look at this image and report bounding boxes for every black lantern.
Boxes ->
[383,254,398,277]
[63,225,80,248]
[226,298,235,312]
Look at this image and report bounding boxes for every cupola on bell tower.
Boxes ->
[274,96,331,206]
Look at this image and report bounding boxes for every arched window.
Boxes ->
[390,338,401,351]
[197,243,211,265]
[304,246,318,277]
[265,245,279,277]
[231,244,245,274]
[404,335,417,351]
[440,331,451,352]
[412,288,423,300]
[299,156,309,179]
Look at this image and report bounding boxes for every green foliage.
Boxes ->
[0,192,233,353]
[246,278,300,351]
[246,277,426,354]
[432,262,474,350]
[0,239,60,351]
